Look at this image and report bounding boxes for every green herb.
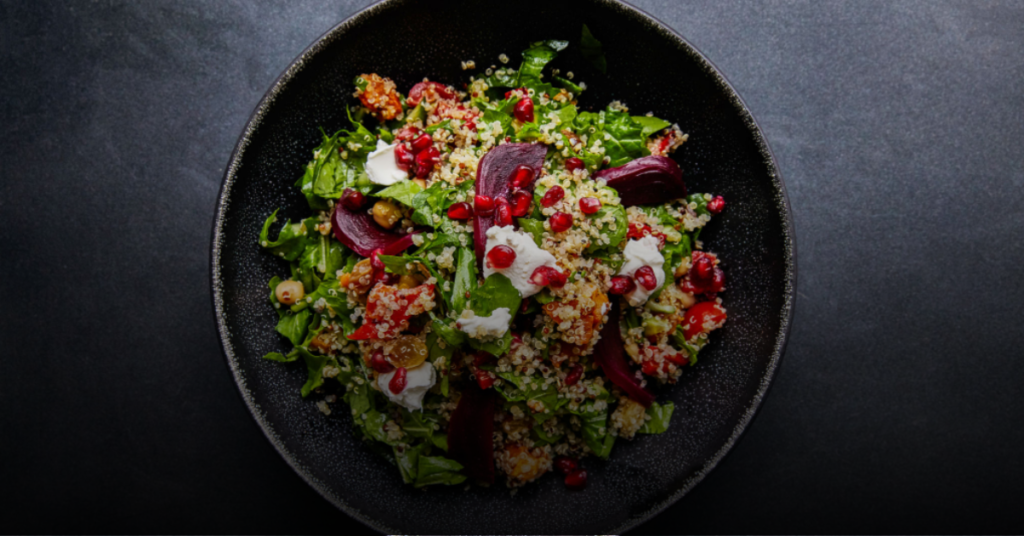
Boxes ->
[638,401,675,434]
[259,210,314,261]
[414,456,467,487]
[375,180,424,207]
[451,247,477,313]
[275,308,311,347]
[632,115,671,138]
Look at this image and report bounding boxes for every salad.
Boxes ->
[259,28,727,490]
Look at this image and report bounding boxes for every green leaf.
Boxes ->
[407,103,426,123]
[414,456,467,487]
[259,209,314,261]
[469,273,522,318]
[262,350,298,363]
[425,119,451,134]
[603,107,649,167]
[275,308,312,347]
[632,115,671,138]
[298,347,329,397]
[376,180,423,207]
[451,247,478,313]
[554,76,583,94]
[638,401,675,434]
[580,24,607,74]
[467,331,513,357]
[394,444,422,484]
[517,218,545,247]
[585,204,628,252]
[516,44,560,95]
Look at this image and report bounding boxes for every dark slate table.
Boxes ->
[3,1,1022,533]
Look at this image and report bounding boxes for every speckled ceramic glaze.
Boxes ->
[211,0,795,533]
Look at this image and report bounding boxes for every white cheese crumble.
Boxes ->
[457,307,512,339]
[377,362,436,411]
[483,226,558,298]
[365,139,408,185]
[617,236,665,306]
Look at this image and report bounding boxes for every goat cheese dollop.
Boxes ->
[483,226,558,298]
[377,361,435,411]
[456,307,512,339]
[617,236,665,307]
[365,139,407,185]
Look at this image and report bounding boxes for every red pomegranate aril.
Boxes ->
[608,276,637,295]
[565,468,588,489]
[340,188,365,211]
[579,197,601,214]
[474,195,495,215]
[707,195,725,214]
[635,265,658,291]
[509,190,532,217]
[554,456,578,475]
[565,157,584,172]
[393,143,415,171]
[475,371,495,390]
[510,165,535,189]
[487,244,517,269]
[415,147,440,178]
[447,202,473,220]
[369,350,394,373]
[549,211,573,233]
[370,249,385,270]
[692,255,715,283]
[540,185,565,208]
[710,267,726,293]
[373,270,396,286]
[564,364,583,386]
[529,265,566,288]
[411,133,433,153]
[388,367,408,394]
[494,198,514,227]
[513,97,535,123]
[394,126,423,141]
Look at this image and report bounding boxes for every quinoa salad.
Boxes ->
[259,29,728,490]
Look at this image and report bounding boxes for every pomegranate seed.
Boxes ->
[411,133,433,153]
[486,245,517,269]
[692,256,715,283]
[494,198,514,227]
[565,157,584,172]
[608,276,636,295]
[447,202,473,220]
[393,143,415,171]
[635,265,658,291]
[565,468,588,489]
[474,195,495,215]
[564,364,583,386]
[509,190,532,217]
[540,185,564,208]
[394,126,422,141]
[369,350,394,373]
[710,267,726,293]
[529,265,566,288]
[707,195,725,214]
[554,456,578,475]
[414,147,440,178]
[340,188,365,211]
[513,97,535,123]
[476,371,495,390]
[388,367,407,394]
[370,249,385,270]
[579,197,601,214]
[510,165,535,189]
[549,211,573,233]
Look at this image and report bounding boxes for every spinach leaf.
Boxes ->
[376,180,423,208]
[262,349,299,363]
[469,273,521,318]
[299,234,346,277]
[517,218,545,247]
[603,108,649,167]
[585,204,628,252]
[425,119,451,134]
[414,456,467,487]
[259,209,313,261]
[632,115,671,138]
[638,401,675,434]
[275,308,312,347]
[580,24,607,74]
[467,332,513,357]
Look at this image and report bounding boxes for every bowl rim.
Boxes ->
[210,0,796,532]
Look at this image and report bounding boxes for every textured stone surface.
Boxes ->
[2,0,1023,533]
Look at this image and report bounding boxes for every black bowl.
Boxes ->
[211,0,795,533]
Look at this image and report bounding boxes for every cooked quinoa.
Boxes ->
[259,32,728,490]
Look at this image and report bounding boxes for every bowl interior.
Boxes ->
[212,0,794,533]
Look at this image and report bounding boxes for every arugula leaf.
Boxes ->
[554,76,584,94]
[298,347,329,397]
[531,423,563,447]
[259,210,313,261]
[580,24,607,74]
[632,115,671,138]
[375,180,423,207]
[517,218,545,247]
[275,308,312,347]
[638,401,675,434]
[469,273,521,318]
[414,456,467,487]
[394,444,422,484]
[262,350,299,363]
[299,234,346,277]
[451,247,477,313]
[516,43,561,96]
[467,331,513,357]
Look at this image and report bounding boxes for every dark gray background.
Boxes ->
[2,0,1022,533]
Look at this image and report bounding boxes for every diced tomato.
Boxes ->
[682,302,727,341]
[407,81,455,106]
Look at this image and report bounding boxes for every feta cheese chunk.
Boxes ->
[365,139,408,185]
[377,361,435,411]
[456,307,512,339]
[617,236,665,306]
[483,226,558,298]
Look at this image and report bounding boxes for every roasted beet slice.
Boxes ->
[473,143,547,266]
[593,302,655,407]
[447,384,496,484]
[331,204,417,258]
[594,155,686,207]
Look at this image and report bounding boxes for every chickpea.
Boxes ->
[341,259,375,297]
[275,280,304,305]
[396,274,422,290]
[372,199,401,229]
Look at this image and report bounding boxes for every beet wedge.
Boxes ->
[447,383,496,484]
[473,143,548,267]
[593,302,655,407]
[594,155,686,207]
[331,204,418,258]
